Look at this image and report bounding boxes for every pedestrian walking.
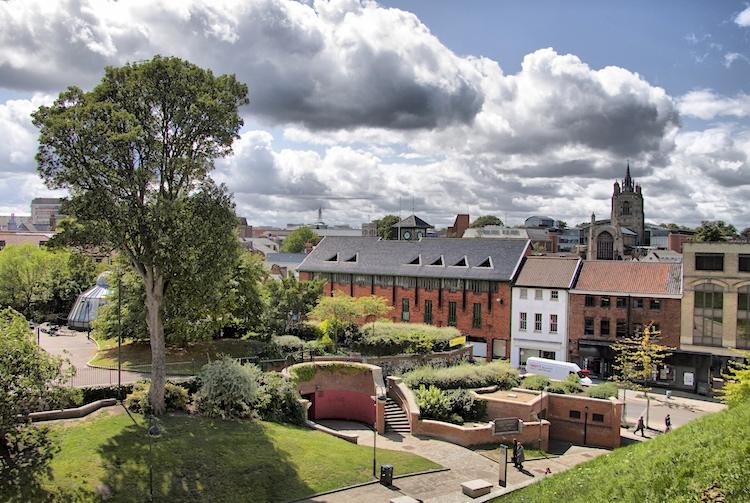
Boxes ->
[635,416,646,437]
[665,414,672,433]
[511,439,519,468]
[516,443,525,470]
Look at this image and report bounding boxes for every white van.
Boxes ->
[525,357,593,385]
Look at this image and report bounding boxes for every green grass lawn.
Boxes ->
[19,411,439,502]
[495,400,750,502]
[89,339,261,375]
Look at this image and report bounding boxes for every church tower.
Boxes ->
[610,162,645,245]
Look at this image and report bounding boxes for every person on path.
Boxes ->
[511,439,519,468]
[665,414,672,433]
[635,416,646,437]
[516,443,526,470]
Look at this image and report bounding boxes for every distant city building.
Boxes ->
[391,215,434,241]
[31,197,63,228]
[447,214,470,238]
[463,226,558,253]
[510,256,582,368]
[639,250,683,263]
[265,252,307,279]
[524,215,555,228]
[361,222,378,237]
[680,242,750,394]
[580,163,645,260]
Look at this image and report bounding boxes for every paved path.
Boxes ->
[37,325,147,387]
[619,389,725,432]
[298,421,608,503]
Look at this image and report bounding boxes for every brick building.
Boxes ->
[298,236,530,359]
[569,261,683,383]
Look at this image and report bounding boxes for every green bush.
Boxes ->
[124,381,188,414]
[354,322,459,356]
[81,384,135,404]
[303,339,329,356]
[288,322,322,341]
[446,389,486,421]
[448,413,464,425]
[415,385,452,422]
[522,375,551,391]
[193,357,262,419]
[273,335,305,354]
[546,374,584,395]
[586,382,619,400]
[255,372,305,424]
[402,361,519,390]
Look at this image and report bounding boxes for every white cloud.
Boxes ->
[724,52,750,68]
[678,89,750,119]
[735,6,750,27]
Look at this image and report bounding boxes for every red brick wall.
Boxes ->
[299,272,512,359]
[546,394,622,449]
[568,294,681,361]
[309,389,375,424]
[668,233,692,253]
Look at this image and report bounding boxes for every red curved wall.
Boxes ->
[311,390,375,425]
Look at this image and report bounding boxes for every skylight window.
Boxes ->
[325,253,338,262]
[429,256,444,266]
[476,257,493,268]
[407,255,421,265]
[344,253,358,262]
[452,256,468,267]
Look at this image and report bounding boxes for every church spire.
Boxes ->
[624,161,633,191]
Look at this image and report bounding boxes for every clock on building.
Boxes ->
[403,230,412,240]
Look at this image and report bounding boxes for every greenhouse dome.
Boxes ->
[67,271,112,330]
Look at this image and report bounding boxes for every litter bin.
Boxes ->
[380,464,393,486]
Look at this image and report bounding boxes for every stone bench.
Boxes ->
[389,496,420,503]
[461,479,493,498]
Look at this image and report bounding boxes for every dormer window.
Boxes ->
[407,255,421,265]
[344,254,358,263]
[429,256,444,266]
[452,256,468,267]
[476,257,493,268]
[325,253,338,262]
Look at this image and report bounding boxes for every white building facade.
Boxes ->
[510,257,582,369]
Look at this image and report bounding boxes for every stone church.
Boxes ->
[582,164,645,260]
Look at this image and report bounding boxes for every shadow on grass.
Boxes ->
[96,415,314,503]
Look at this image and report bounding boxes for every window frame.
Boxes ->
[520,312,527,331]
[600,319,610,337]
[584,317,594,336]
[585,295,595,307]
[551,290,559,301]
[616,297,627,308]
[519,288,528,299]
[534,313,542,332]
[550,314,558,333]
[472,303,482,329]
[600,296,611,308]
[448,301,457,326]
[424,299,433,324]
[695,253,724,272]
[401,298,410,321]
[650,298,661,311]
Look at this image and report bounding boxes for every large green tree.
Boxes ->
[0,308,76,496]
[694,220,737,242]
[263,275,324,335]
[374,215,399,239]
[470,215,504,228]
[0,244,96,321]
[33,56,248,414]
[281,227,320,253]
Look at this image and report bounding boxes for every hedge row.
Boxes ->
[354,322,460,356]
[402,361,519,391]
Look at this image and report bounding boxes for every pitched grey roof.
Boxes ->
[266,253,307,264]
[299,237,529,281]
[392,215,433,229]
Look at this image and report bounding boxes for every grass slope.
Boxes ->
[497,401,750,503]
[25,412,439,502]
[89,339,259,374]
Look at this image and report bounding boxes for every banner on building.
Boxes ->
[449,335,466,347]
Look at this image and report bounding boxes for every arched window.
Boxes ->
[738,286,750,349]
[621,201,631,216]
[693,283,723,347]
[596,231,614,260]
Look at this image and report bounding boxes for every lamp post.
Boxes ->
[539,385,548,452]
[148,416,162,502]
[117,270,122,401]
[373,395,387,479]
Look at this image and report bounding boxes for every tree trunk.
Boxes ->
[144,268,166,416]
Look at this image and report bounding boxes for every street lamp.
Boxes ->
[538,385,548,452]
[373,395,387,478]
[117,269,122,402]
[148,416,162,502]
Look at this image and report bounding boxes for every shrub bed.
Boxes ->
[521,375,551,391]
[403,361,519,391]
[354,322,459,356]
[415,386,487,424]
[586,382,619,399]
[125,381,189,414]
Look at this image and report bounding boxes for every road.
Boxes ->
[617,387,725,432]
[36,324,148,387]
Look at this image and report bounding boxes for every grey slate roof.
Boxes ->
[266,253,307,264]
[298,236,529,281]
[392,215,433,229]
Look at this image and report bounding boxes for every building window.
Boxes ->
[601,296,611,308]
[585,295,595,307]
[738,286,750,349]
[551,290,559,301]
[520,288,528,299]
[592,413,605,423]
[693,283,723,347]
[596,231,614,260]
[443,278,463,292]
[535,289,543,300]
[402,298,410,321]
[616,297,627,308]
[569,410,581,419]
[418,278,441,290]
[650,299,661,310]
[740,255,750,273]
[448,301,457,326]
[616,319,627,337]
[550,314,558,333]
[633,298,644,309]
[621,201,631,216]
[584,317,594,336]
[520,312,527,331]
[695,253,724,271]
[600,319,610,336]
[472,303,482,328]
[534,313,542,332]
[424,300,433,324]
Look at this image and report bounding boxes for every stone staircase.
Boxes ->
[384,397,411,434]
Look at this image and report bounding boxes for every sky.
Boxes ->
[1,0,750,229]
